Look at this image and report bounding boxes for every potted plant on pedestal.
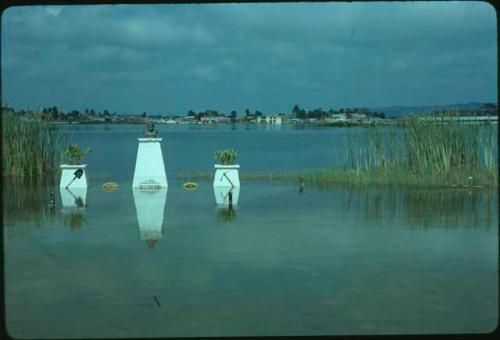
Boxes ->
[213,149,240,208]
[213,149,239,186]
[60,144,91,189]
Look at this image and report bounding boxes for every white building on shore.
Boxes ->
[257,115,283,124]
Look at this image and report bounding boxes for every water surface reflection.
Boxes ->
[4,182,497,239]
[60,187,87,208]
[340,186,497,230]
[3,181,497,337]
[132,188,167,249]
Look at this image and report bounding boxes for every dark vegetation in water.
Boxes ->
[344,186,497,230]
[3,177,88,237]
[3,177,58,228]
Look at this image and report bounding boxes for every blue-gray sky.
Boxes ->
[1,1,497,115]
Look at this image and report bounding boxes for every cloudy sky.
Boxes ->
[1,1,497,115]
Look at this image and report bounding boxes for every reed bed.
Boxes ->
[2,111,67,180]
[178,114,498,187]
[338,114,498,187]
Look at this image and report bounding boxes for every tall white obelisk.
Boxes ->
[132,122,168,188]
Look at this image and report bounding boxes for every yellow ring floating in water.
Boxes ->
[102,182,119,192]
[183,182,198,190]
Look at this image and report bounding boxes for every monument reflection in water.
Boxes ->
[213,186,239,222]
[59,187,87,208]
[59,187,88,230]
[132,188,168,249]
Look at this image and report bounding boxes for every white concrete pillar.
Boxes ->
[60,164,88,189]
[133,138,168,188]
[133,188,167,241]
[213,164,240,208]
[213,186,240,208]
[213,164,240,188]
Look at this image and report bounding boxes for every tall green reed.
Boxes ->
[342,112,497,186]
[178,111,497,187]
[2,110,67,180]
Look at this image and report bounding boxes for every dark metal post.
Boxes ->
[228,190,233,209]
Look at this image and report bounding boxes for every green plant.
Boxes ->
[2,110,67,179]
[214,149,237,165]
[181,113,498,188]
[64,144,91,165]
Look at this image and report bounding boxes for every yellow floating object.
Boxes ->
[183,182,198,190]
[102,182,119,192]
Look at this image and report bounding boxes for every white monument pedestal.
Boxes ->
[213,164,240,208]
[213,164,240,188]
[60,164,88,189]
[214,186,240,209]
[133,138,168,188]
[133,188,167,242]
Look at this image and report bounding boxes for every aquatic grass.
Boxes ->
[178,112,497,188]
[177,170,300,182]
[2,110,67,180]
[178,170,212,181]
[336,112,497,187]
[483,124,496,173]
[178,165,497,188]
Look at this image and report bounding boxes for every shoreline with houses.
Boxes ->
[2,103,497,127]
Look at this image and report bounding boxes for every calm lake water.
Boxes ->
[58,123,499,179]
[3,124,498,337]
[59,123,390,178]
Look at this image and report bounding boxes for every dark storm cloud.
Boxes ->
[1,2,497,115]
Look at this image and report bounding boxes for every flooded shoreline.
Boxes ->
[4,180,498,337]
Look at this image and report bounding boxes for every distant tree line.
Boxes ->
[5,101,496,123]
[291,104,386,119]
[38,106,119,122]
[186,109,239,122]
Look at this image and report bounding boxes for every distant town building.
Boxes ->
[326,115,346,123]
[182,116,197,123]
[217,116,231,123]
[350,113,367,121]
[288,118,304,124]
[200,116,227,124]
[265,115,282,124]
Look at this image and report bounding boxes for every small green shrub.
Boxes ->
[64,144,91,165]
[214,149,237,165]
